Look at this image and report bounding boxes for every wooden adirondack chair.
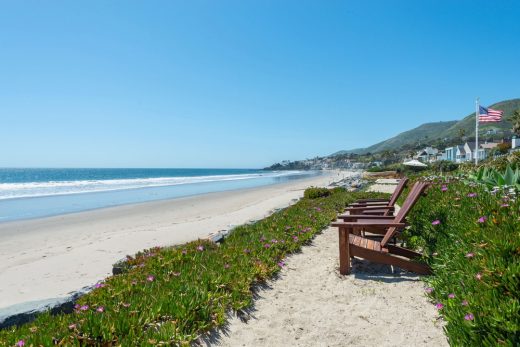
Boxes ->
[337,181,428,236]
[331,181,431,275]
[345,178,409,216]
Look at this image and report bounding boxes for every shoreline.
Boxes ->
[0,170,323,223]
[0,170,353,318]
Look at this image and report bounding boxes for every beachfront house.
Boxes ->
[455,145,466,163]
[416,147,439,163]
[441,141,499,162]
[444,146,456,162]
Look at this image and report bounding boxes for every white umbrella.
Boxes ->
[403,159,428,167]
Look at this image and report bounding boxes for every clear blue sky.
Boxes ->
[1,0,519,168]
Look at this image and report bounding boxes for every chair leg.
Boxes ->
[338,227,351,275]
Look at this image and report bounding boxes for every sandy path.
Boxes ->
[0,171,348,315]
[208,184,447,347]
[209,227,447,347]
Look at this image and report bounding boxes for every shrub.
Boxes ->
[402,179,520,346]
[430,160,459,173]
[303,187,331,199]
[367,166,385,172]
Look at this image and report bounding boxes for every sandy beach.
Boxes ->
[0,171,344,315]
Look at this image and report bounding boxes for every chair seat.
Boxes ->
[349,218,399,225]
[349,234,385,252]
[360,209,390,215]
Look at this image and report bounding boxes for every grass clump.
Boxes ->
[0,189,387,346]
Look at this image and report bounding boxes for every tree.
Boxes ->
[494,142,511,155]
[508,109,520,135]
[458,128,466,142]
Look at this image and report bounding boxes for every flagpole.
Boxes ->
[475,98,479,165]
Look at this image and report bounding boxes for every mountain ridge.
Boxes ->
[332,98,520,156]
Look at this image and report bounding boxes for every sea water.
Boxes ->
[0,168,320,222]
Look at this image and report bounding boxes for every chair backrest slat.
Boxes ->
[387,178,408,207]
[381,182,428,247]
[383,178,409,216]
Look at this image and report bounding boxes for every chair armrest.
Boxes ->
[332,221,406,228]
[355,198,389,202]
[348,202,390,207]
[338,214,395,220]
[345,206,394,211]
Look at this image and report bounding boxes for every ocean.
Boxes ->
[0,168,320,222]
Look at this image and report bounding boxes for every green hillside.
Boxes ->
[333,98,520,156]
[439,99,520,139]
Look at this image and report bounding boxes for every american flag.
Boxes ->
[479,105,503,123]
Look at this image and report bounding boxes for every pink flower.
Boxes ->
[501,203,509,207]
[278,261,285,268]
[181,249,187,255]
[448,293,455,299]
[131,280,137,285]
[79,305,89,311]
[96,306,104,313]
[16,340,25,347]
[467,193,477,198]
[441,185,448,192]
[477,216,487,223]
[292,236,299,241]
[425,287,434,294]
[432,220,441,225]
[147,275,155,282]
[68,323,76,329]
[94,282,105,289]
[475,273,482,280]
[435,303,444,310]
[264,243,271,248]
[465,252,474,258]
[464,313,474,321]
[224,263,230,269]
[197,245,204,251]
[461,300,468,306]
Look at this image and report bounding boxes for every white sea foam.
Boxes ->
[0,171,305,200]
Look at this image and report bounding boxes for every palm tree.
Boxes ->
[509,109,520,135]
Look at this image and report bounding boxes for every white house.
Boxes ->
[455,145,466,163]
[416,147,439,163]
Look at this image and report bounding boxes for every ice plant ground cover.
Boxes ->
[402,178,519,346]
[0,188,387,346]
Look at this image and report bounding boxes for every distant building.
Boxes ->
[444,146,456,162]
[455,145,466,163]
[416,146,439,163]
[441,141,501,163]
